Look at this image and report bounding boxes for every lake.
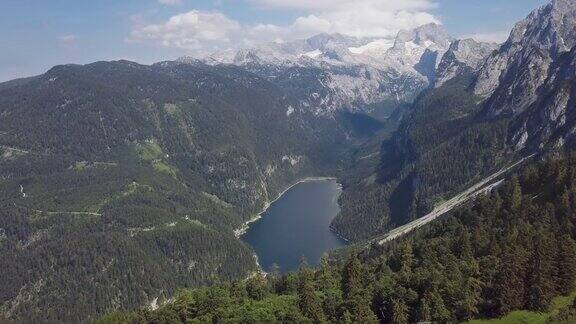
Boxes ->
[242,178,347,273]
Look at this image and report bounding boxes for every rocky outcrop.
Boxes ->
[435,39,497,87]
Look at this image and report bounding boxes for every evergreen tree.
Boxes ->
[525,228,557,311]
[317,255,338,292]
[428,289,452,322]
[353,302,379,324]
[268,263,282,293]
[416,295,432,322]
[342,255,364,300]
[556,234,576,295]
[455,276,482,320]
[494,244,527,314]
[390,298,409,324]
[298,264,326,323]
[398,244,414,284]
[246,274,268,301]
[503,176,522,212]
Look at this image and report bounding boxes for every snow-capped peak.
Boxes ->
[177,24,466,117]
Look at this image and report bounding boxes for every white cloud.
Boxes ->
[58,34,77,44]
[250,0,441,39]
[249,0,436,12]
[130,0,440,54]
[158,0,183,5]
[129,10,240,53]
[463,31,510,44]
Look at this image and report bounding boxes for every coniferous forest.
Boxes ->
[2,1,576,322]
[100,154,576,323]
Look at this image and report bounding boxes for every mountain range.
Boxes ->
[181,22,488,118]
[1,0,576,322]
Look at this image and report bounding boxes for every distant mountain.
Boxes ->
[385,23,454,83]
[186,23,476,117]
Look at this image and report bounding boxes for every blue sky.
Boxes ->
[0,0,548,82]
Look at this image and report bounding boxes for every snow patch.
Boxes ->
[301,49,322,58]
[349,39,394,55]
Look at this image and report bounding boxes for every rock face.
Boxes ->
[509,45,576,151]
[435,39,497,87]
[467,0,576,152]
[474,0,576,116]
[385,23,454,83]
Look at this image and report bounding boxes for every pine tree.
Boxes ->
[298,268,326,323]
[341,255,378,323]
[353,302,379,324]
[317,255,338,292]
[455,276,482,320]
[246,274,268,301]
[398,244,414,285]
[428,289,452,322]
[316,255,342,322]
[494,244,527,314]
[322,288,343,323]
[416,295,432,322]
[556,234,576,295]
[297,259,325,322]
[525,228,557,311]
[268,263,282,293]
[342,255,364,300]
[502,176,522,212]
[391,298,409,324]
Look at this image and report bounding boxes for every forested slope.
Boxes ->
[334,74,514,241]
[101,154,576,323]
[0,60,353,322]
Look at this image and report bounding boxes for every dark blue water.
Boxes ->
[242,179,347,273]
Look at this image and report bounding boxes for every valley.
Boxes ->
[1,0,576,322]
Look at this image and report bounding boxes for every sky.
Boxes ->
[0,0,549,82]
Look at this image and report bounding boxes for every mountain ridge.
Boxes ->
[2,1,576,322]
[177,23,490,117]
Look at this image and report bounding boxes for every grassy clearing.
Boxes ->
[152,160,178,178]
[164,103,181,116]
[135,141,164,161]
[93,181,153,213]
[469,290,576,324]
[202,192,233,209]
[134,141,178,177]
[433,196,446,208]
